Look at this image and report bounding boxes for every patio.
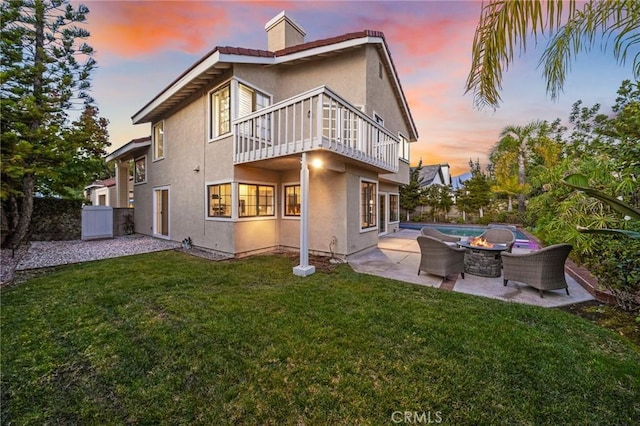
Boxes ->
[349,229,594,308]
[2,230,594,309]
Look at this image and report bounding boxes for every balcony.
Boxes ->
[233,86,399,173]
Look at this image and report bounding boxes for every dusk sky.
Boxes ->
[79,0,637,176]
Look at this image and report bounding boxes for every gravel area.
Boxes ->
[1,235,186,285]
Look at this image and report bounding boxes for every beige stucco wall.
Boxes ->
[307,168,349,255]
[381,159,410,186]
[133,148,153,236]
[274,50,366,106]
[365,46,414,186]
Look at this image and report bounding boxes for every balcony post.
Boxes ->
[293,152,316,276]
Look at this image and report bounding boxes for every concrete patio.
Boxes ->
[348,229,594,308]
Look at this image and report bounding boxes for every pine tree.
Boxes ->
[456,159,492,220]
[400,160,423,221]
[1,0,106,247]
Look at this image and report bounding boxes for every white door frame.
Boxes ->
[378,192,388,236]
[153,185,170,239]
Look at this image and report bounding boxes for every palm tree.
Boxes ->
[490,149,523,212]
[465,0,640,109]
[493,122,539,213]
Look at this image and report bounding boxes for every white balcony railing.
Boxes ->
[233,86,399,173]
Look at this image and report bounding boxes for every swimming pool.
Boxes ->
[400,223,535,249]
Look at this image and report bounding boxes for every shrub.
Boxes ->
[28,198,83,241]
[584,238,640,312]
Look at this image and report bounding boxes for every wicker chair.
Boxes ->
[501,244,573,298]
[420,227,461,243]
[417,235,466,280]
[479,228,516,252]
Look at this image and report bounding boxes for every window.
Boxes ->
[322,105,358,146]
[210,84,230,139]
[238,83,270,117]
[389,194,399,222]
[284,185,301,216]
[238,184,274,217]
[343,108,358,146]
[361,180,377,229]
[153,122,164,160]
[208,183,232,217]
[399,134,410,162]
[238,83,271,140]
[134,156,146,184]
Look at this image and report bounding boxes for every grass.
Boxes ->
[2,251,639,425]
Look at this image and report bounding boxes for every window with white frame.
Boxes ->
[210,84,231,139]
[389,193,399,222]
[153,122,164,160]
[134,156,146,184]
[399,133,410,162]
[208,183,232,217]
[361,180,377,229]
[238,83,270,117]
[322,104,359,146]
[284,184,301,216]
[238,83,271,140]
[238,183,274,217]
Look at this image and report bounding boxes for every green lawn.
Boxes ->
[2,251,639,425]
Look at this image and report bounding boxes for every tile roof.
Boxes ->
[273,30,385,56]
[217,46,273,57]
[216,30,385,58]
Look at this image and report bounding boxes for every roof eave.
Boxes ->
[106,137,152,162]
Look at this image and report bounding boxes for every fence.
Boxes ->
[81,206,113,240]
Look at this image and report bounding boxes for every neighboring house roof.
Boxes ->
[84,177,116,190]
[131,30,418,142]
[416,164,451,187]
[85,176,135,191]
[105,136,151,162]
[451,172,472,190]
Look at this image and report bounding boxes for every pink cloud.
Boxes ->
[86,2,229,58]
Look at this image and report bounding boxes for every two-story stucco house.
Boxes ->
[107,12,418,270]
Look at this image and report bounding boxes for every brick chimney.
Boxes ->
[265,11,306,51]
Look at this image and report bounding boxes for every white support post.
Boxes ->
[115,160,130,208]
[293,152,315,276]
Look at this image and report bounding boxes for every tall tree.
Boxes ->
[400,160,423,221]
[493,122,537,213]
[490,149,520,212]
[422,184,453,222]
[40,104,110,198]
[1,0,104,247]
[465,0,640,109]
[456,159,492,220]
[492,120,563,214]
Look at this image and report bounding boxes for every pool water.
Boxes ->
[400,223,534,249]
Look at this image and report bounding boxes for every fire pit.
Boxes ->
[457,239,509,278]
